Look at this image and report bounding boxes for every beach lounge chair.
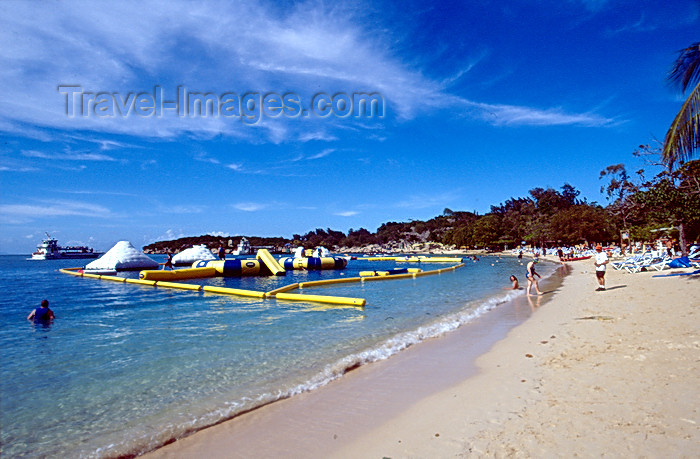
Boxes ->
[623,255,668,273]
[612,254,646,271]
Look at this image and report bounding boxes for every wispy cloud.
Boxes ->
[297,131,338,142]
[232,202,267,212]
[307,148,335,160]
[195,152,221,165]
[55,189,138,197]
[0,0,618,145]
[0,199,112,223]
[157,205,207,214]
[441,48,491,88]
[462,100,617,127]
[0,164,39,172]
[334,210,359,217]
[22,149,118,161]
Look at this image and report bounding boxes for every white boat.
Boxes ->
[31,233,102,260]
[232,237,252,255]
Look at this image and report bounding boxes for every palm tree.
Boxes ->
[663,42,700,168]
[662,42,700,257]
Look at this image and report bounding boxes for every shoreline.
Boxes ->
[143,260,699,458]
[142,257,566,458]
[334,260,700,457]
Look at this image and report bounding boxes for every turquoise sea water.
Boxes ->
[0,254,556,458]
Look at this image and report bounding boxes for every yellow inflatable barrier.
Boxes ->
[395,257,421,262]
[193,259,261,276]
[362,272,415,282]
[359,268,422,277]
[140,267,217,281]
[202,286,266,298]
[125,278,157,286]
[418,256,464,262]
[265,283,300,295]
[155,281,202,291]
[414,269,442,277]
[394,256,464,263]
[274,292,366,307]
[99,275,127,283]
[298,277,362,288]
[256,249,286,276]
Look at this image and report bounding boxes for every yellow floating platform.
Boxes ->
[274,292,366,307]
[256,249,286,276]
[279,256,348,270]
[202,286,267,298]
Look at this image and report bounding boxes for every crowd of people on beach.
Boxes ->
[511,238,700,294]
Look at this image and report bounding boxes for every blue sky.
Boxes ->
[1,0,698,253]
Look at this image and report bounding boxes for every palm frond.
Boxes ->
[668,42,700,92]
[663,81,700,166]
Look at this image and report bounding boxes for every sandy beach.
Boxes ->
[144,259,699,458]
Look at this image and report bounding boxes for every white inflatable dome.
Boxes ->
[86,241,159,271]
[172,244,217,265]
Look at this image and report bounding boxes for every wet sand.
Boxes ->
[144,259,699,458]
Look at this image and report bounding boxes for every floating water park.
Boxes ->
[60,241,466,307]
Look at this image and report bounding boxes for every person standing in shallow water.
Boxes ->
[28,299,54,322]
[526,256,543,296]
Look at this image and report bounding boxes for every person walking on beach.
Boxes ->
[526,256,543,295]
[218,244,226,260]
[594,244,609,291]
[28,299,54,322]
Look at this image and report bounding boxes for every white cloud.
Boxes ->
[335,210,359,217]
[232,202,267,212]
[462,101,616,127]
[22,149,117,161]
[0,199,112,223]
[0,0,619,146]
[158,205,206,214]
[307,148,335,160]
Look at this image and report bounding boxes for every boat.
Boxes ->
[31,233,103,260]
[232,237,252,255]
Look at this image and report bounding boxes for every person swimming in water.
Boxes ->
[28,299,55,322]
[509,275,519,289]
